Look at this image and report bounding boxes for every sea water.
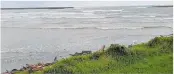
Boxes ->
[1,6,173,72]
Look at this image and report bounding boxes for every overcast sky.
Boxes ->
[1,1,173,8]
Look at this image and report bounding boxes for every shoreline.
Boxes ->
[1,7,74,10]
[2,34,173,74]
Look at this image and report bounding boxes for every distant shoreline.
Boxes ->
[1,5,173,10]
[151,5,173,7]
[1,7,74,10]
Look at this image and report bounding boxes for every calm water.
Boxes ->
[1,6,173,72]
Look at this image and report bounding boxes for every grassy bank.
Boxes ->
[15,36,173,74]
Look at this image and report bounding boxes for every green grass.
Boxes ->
[15,36,173,74]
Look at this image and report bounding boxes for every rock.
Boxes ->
[45,63,53,66]
[70,51,92,56]
[70,52,82,56]
[82,51,92,54]
[128,44,132,48]
[11,69,18,74]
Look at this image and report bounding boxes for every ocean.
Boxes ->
[1,6,173,72]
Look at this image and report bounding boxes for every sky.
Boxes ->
[1,1,173,8]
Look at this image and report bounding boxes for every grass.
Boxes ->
[15,36,173,74]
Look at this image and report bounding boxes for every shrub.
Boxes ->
[148,37,159,47]
[106,44,128,56]
[148,36,173,48]
[91,51,104,60]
